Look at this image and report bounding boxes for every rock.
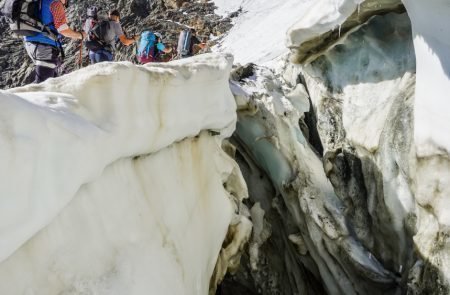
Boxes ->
[0,0,232,89]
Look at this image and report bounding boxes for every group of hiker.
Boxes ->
[0,0,208,83]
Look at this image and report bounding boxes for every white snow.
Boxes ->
[287,0,360,48]
[402,0,450,157]
[213,0,244,16]
[213,0,317,65]
[0,53,252,293]
[213,0,372,65]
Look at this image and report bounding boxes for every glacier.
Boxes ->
[0,0,450,294]
[0,54,251,294]
[215,0,450,294]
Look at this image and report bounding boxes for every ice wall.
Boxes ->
[213,0,317,65]
[289,12,416,293]
[220,0,450,292]
[0,54,251,294]
[226,0,450,292]
[287,0,403,63]
[402,0,450,292]
[231,62,401,294]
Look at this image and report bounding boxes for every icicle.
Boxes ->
[354,0,363,17]
[338,24,342,38]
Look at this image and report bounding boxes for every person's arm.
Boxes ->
[112,22,138,46]
[119,34,138,46]
[60,28,85,40]
[50,1,85,40]
[199,38,208,50]
[157,42,172,53]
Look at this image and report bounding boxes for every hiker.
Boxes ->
[23,0,86,83]
[177,28,206,59]
[83,6,99,38]
[84,9,139,64]
[136,31,172,64]
[190,29,207,55]
[154,33,173,59]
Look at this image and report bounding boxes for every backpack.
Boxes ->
[84,17,96,35]
[0,0,57,40]
[136,30,157,64]
[177,29,192,57]
[86,6,98,18]
[83,6,98,38]
[85,20,111,52]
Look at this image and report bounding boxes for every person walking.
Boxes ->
[24,0,86,83]
[177,28,206,59]
[84,9,139,64]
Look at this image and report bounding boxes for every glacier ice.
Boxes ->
[1,0,450,293]
[0,53,252,294]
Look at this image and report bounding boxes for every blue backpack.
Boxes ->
[137,31,157,63]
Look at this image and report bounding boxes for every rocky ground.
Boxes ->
[0,0,236,88]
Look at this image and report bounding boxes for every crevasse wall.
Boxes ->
[231,63,400,294]
[219,0,450,293]
[0,54,251,294]
[291,12,416,293]
[402,0,450,292]
[255,0,449,293]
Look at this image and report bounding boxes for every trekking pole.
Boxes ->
[78,40,83,68]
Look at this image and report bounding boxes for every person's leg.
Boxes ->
[100,50,113,62]
[35,66,56,83]
[94,50,114,63]
[89,50,96,64]
[50,46,62,77]
[24,42,59,83]
[94,51,105,63]
[105,50,113,61]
